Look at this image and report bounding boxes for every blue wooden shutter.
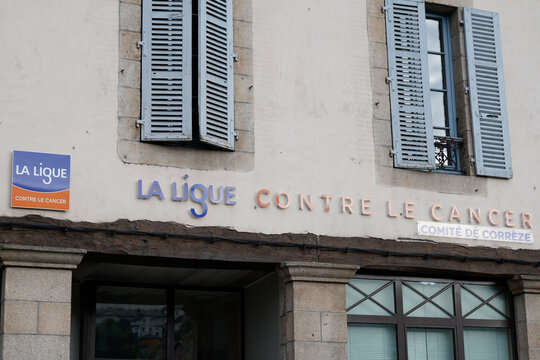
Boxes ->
[199,0,235,150]
[464,8,512,178]
[141,0,192,141]
[384,0,435,169]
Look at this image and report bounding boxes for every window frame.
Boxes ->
[425,11,461,174]
[346,275,516,360]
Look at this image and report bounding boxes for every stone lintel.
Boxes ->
[278,262,359,284]
[0,244,86,270]
[507,275,540,295]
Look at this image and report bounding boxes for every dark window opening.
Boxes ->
[86,284,242,360]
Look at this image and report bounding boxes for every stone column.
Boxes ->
[278,262,359,360]
[507,275,540,360]
[0,244,85,360]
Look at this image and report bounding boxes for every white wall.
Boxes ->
[0,0,538,250]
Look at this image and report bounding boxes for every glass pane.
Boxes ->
[430,92,447,135]
[464,328,510,360]
[348,324,397,360]
[347,279,395,316]
[95,286,167,360]
[407,328,454,360]
[174,290,241,360]
[428,54,444,89]
[404,281,454,318]
[461,284,508,320]
[426,19,442,52]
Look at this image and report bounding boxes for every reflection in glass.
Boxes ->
[174,290,241,360]
[430,92,447,135]
[403,281,454,318]
[461,284,508,320]
[347,279,395,316]
[426,19,441,52]
[428,54,444,89]
[96,287,167,360]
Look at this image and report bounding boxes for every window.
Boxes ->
[384,0,512,178]
[426,13,460,173]
[84,284,241,360]
[346,276,515,360]
[139,0,235,150]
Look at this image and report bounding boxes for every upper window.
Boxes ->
[139,0,235,150]
[346,276,515,360]
[384,0,512,178]
[426,12,460,173]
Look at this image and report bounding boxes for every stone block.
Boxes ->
[233,46,253,76]
[368,15,386,44]
[372,93,391,121]
[374,145,394,167]
[3,268,71,303]
[118,86,141,118]
[373,119,392,146]
[370,41,387,69]
[120,2,141,32]
[234,74,253,103]
[1,301,38,334]
[291,282,346,312]
[452,58,468,90]
[38,303,71,336]
[233,20,252,49]
[119,58,141,89]
[371,68,390,96]
[234,101,253,131]
[0,334,70,360]
[367,0,384,18]
[292,341,347,360]
[523,294,540,321]
[120,30,141,61]
[233,0,252,22]
[321,312,347,342]
[235,129,254,153]
[291,311,321,341]
[118,117,140,141]
[121,0,141,4]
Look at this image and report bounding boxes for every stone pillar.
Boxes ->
[0,245,85,360]
[507,275,540,360]
[277,262,359,360]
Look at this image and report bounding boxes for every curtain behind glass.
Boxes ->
[348,324,397,360]
[407,328,454,360]
[464,327,510,360]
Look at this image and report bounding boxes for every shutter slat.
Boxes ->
[141,0,192,141]
[464,8,512,178]
[385,0,435,169]
[198,0,234,150]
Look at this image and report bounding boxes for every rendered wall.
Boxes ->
[0,0,538,251]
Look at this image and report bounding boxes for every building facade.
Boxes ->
[0,0,539,359]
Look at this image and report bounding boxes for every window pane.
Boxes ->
[95,286,167,360]
[347,279,395,316]
[348,324,397,360]
[174,290,241,360]
[407,328,454,360]
[430,92,447,134]
[428,54,444,89]
[403,281,454,318]
[464,328,510,360]
[461,284,508,320]
[426,19,442,52]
